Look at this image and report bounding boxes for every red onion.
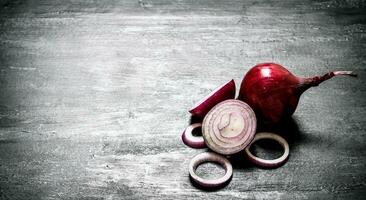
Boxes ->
[189,79,235,118]
[202,99,257,155]
[238,63,357,123]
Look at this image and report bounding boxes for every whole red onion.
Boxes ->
[238,63,357,123]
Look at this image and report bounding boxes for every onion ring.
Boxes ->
[182,123,206,148]
[245,132,289,168]
[189,152,233,188]
[202,99,257,155]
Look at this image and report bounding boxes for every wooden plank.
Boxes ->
[0,0,365,199]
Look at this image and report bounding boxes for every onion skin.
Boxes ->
[189,79,236,118]
[238,63,357,123]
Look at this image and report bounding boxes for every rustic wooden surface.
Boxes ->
[0,0,365,199]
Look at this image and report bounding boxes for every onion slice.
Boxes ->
[189,79,236,118]
[181,123,206,148]
[244,132,289,168]
[189,152,233,188]
[202,99,257,155]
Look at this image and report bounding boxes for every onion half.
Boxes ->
[189,79,236,118]
[202,99,257,155]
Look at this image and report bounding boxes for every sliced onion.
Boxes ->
[189,152,233,188]
[181,123,206,148]
[202,99,257,155]
[244,132,289,168]
[189,79,236,118]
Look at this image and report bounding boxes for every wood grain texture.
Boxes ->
[0,0,365,199]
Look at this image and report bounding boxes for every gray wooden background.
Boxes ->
[0,0,365,199]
